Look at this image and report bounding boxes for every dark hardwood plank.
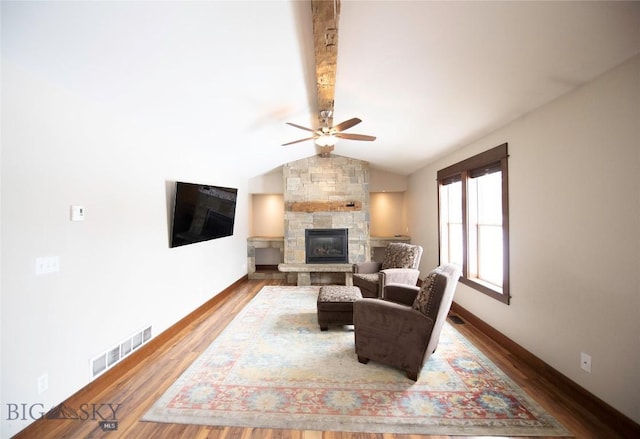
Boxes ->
[13,278,635,438]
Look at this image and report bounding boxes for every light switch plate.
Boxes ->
[71,205,85,221]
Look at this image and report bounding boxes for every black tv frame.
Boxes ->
[170,182,238,248]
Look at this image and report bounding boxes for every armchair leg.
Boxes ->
[406,370,418,381]
[357,356,369,364]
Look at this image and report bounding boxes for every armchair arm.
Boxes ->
[383,283,420,306]
[354,261,382,274]
[380,268,420,288]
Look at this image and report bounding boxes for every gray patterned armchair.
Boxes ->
[353,263,461,380]
[353,242,423,298]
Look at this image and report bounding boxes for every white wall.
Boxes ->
[251,194,285,237]
[248,168,284,194]
[369,192,407,237]
[369,168,408,192]
[406,54,640,423]
[1,35,249,439]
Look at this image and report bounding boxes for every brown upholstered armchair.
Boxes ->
[352,242,423,298]
[353,263,461,380]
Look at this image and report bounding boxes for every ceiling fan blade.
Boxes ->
[286,122,318,133]
[335,133,376,141]
[333,118,362,132]
[282,136,317,146]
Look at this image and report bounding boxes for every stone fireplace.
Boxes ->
[247,154,412,282]
[283,155,370,268]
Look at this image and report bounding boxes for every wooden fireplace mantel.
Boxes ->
[286,201,362,213]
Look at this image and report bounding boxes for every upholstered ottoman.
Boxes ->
[317,285,362,331]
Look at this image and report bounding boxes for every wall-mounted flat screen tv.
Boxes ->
[170,182,238,248]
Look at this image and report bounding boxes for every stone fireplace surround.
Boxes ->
[283,155,370,267]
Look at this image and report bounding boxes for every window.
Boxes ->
[437,144,510,304]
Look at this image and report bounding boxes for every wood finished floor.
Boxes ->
[14,279,626,439]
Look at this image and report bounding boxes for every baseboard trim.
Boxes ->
[451,301,640,438]
[50,275,247,407]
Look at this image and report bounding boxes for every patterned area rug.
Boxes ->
[143,286,570,436]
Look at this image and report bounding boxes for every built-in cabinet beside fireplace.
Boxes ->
[247,236,285,280]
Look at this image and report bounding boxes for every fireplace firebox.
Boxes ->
[305,228,348,264]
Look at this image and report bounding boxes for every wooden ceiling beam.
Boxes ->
[311,0,340,128]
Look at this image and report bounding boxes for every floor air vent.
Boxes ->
[449,315,465,325]
[90,325,152,379]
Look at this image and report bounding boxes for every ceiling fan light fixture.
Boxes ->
[315,134,337,147]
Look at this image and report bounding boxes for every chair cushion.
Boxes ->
[352,273,382,298]
[353,273,379,283]
[411,270,448,321]
[381,243,421,270]
[318,285,362,303]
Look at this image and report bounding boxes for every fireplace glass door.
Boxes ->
[305,228,348,264]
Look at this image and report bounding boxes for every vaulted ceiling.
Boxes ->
[4,1,640,177]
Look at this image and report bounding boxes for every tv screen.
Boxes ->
[170,182,238,248]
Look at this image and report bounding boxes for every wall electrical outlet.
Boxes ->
[37,373,48,394]
[36,256,60,275]
[580,352,592,373]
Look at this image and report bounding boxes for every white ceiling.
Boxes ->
[4,1,640,177]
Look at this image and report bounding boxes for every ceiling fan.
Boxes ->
[282,0,376,155]
[282,110,376,147]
